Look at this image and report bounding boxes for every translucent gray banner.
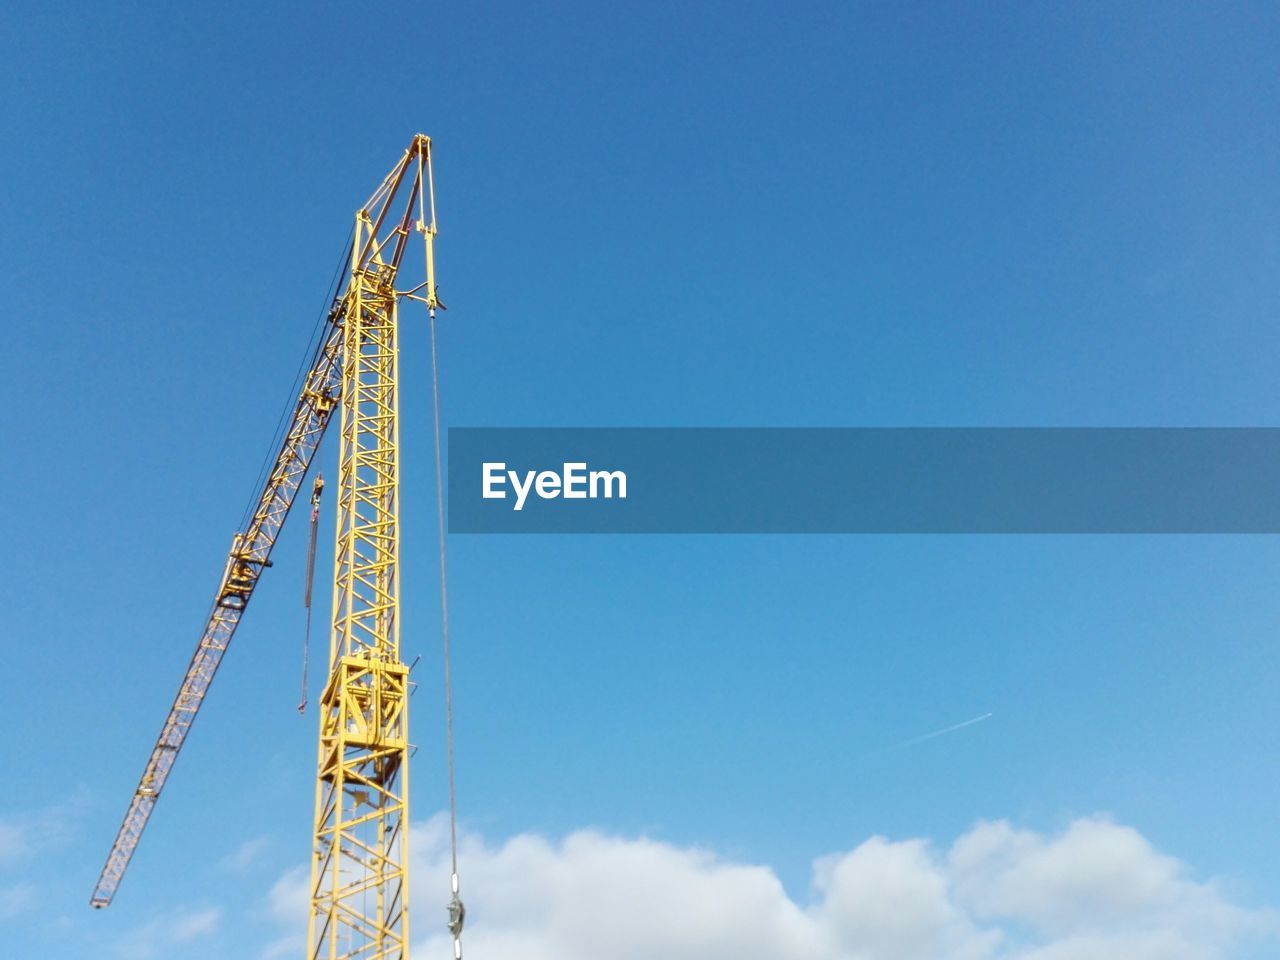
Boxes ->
[447,428,1280,534]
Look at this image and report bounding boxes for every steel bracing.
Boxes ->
[91,308,344,908]
[93,138,440,960]
[308,136,438,960]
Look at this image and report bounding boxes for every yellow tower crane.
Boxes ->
[91,134,455,960]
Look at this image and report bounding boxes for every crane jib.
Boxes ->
[89,309,344,908]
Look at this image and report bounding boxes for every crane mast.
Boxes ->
[92,137,441,960]
[308,135,438,960]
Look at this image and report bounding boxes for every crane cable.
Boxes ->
[298,475,324,714]
[428,304,465,958]
[237,226,352,533]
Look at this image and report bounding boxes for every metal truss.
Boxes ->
[308,135,438,960]
[92,136,439,930]
[91,303,344,908]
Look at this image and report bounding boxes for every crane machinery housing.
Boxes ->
[92,134,451,960]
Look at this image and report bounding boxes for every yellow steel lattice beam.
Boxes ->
[308,134,437,960]
[91,297,345,908]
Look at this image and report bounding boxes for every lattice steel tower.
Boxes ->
[308,135,438,960]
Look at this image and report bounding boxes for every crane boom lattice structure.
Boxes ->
[90,317,344,908]
[92,137,443,960]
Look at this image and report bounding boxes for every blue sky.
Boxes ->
[2,2,1279,958]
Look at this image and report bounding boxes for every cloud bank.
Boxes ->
[263,814,1275,960]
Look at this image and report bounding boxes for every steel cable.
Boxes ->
[427,302,464,959]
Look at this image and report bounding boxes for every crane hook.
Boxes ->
[447,879,465,959]
[298,474,324,714]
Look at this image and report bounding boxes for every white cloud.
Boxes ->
[260,814,1276,960]
[218,836,271,873]
[0,882,37,920]
[0,821,26,866]
[117,905,221,958]
[812,836,1000,960]
[260,866,308,960]
[0,798,82,867]
[948,818,1256,945]
[171,906,221,943]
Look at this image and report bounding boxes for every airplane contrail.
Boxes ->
[880,712,994,753]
